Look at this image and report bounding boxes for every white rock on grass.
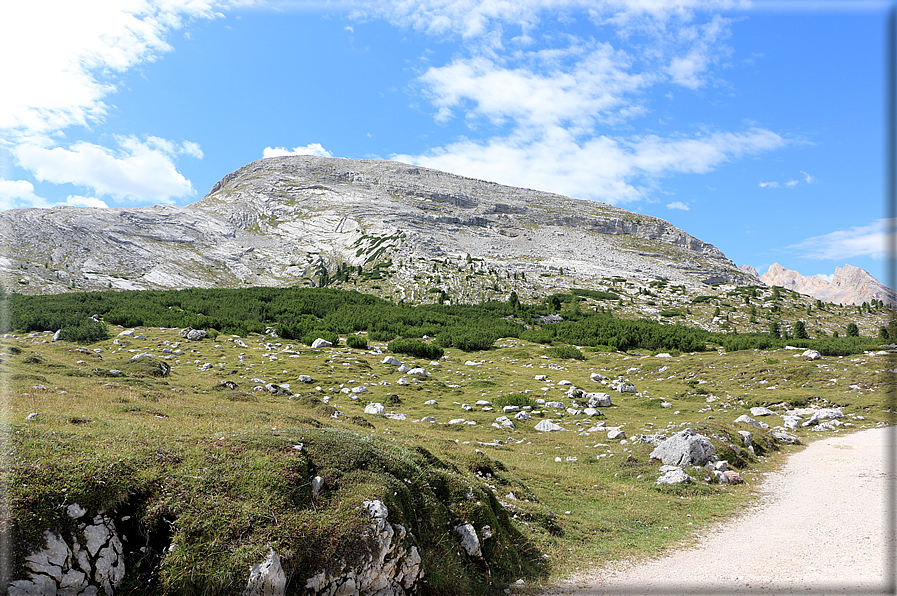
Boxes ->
[650,428,715,467]
[514,411,531,421]
[607,429,626,440]
[453,524,482,558]
[545,401,565,409]
[397,364,411,373]
[590,373,604,382]
[586,392,612,407]
[495,416,515,429]
[749,406,775,417]
[424,400,438,406]
[407,368,428,377]
[311,338,332,349]
[802,408,844,427]
[421,416,436,423]
[502,405,520,413]
[382,356,402,366]
[363,403,385,415]
[448,419,467,425]
[735,414,769,429]
[656,467,693,485]
[535,420,565,432]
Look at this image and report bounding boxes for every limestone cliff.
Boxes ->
[0,156,754,301]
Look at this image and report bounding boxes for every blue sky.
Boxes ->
[0,0,892,285]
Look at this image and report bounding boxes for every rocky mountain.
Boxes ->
[760,262,896,307]
[0,156,755,302]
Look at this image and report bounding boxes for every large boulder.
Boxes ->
[649,428,715,467]
[242,549,286,596]
[585,392,612,407]
[310,338,332,349]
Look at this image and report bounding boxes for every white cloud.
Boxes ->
[801,170,815,183]
[263,143,333,158]
[666,201,690,210]
[0,178,48,210]
[14,136,200,204]
[785,179,799,187]
[813,273,834,283]
[395,126,785,204]
[418,44,651,129]
[788,219,895,260]
[0,0,242,139]
[759,181,779,188]
[65,195,110,209]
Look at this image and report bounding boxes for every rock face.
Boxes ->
[10,511,125,596]
[1,156,753,300]
[760,262,896,307]
[305,500,422,595]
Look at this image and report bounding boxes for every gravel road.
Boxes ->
[544,426,895,595]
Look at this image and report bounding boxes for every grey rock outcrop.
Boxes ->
[242,549,287,596]
[305,500,422,595]
[650,428,715,467]
[10,510,125,596]
[1,156,754,299]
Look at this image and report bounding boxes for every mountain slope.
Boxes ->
[1,156,754,300]
[760,263,896,307]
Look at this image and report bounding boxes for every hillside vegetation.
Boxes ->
[2,283,894,594]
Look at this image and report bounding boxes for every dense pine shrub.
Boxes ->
[387,338,444,360]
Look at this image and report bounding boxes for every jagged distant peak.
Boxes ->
[760,262,896,307]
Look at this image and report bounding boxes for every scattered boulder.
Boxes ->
[802,408,844,427]
[749,406,775,417]
[186,329,208,341]
[494,416,515,429]
[801,349,822,360]
[590,372,605,382]
[381,356,402,366]
[649,428,715,467]
[772,431,800,445]
[514,411,531,421]
[363,403,385,415]
[583,408,602,417]
[534,420,565,432]
[655,467,693,485]
[453,523,482,558]
[545,401,565,410]
[607,429,626,440]
[298,375,313,383]
[723,470,744,484]
[735,414,769,429]
[310,338,332,349]
[407,368,428,377]
[585,392,612,407]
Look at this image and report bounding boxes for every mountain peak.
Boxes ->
[760,262,895,306]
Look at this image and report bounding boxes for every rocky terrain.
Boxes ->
[0,156,753,302]
[759,263,896,308]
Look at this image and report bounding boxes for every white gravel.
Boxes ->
[545,426,895,595]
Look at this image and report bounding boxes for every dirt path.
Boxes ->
[544,426,895,595]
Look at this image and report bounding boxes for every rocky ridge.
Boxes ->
[0,156,754,301]
[759,262,896,307]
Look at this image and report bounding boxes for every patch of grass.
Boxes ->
[548,345,585,360]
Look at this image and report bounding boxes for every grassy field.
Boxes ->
[2,323,892,594]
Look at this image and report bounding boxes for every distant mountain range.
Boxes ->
[0,155,890,314]
[752,263,896,307]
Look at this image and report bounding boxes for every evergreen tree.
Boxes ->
[846,322,860,337]
[793,320,809,339]
[769,321,781,339]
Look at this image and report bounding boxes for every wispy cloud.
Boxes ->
[760,170,814,189]
[262,143,333,158]
[384,1,784,204]
[396,127,785,204]
[788,219,894,260]
[667,201,690,210]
